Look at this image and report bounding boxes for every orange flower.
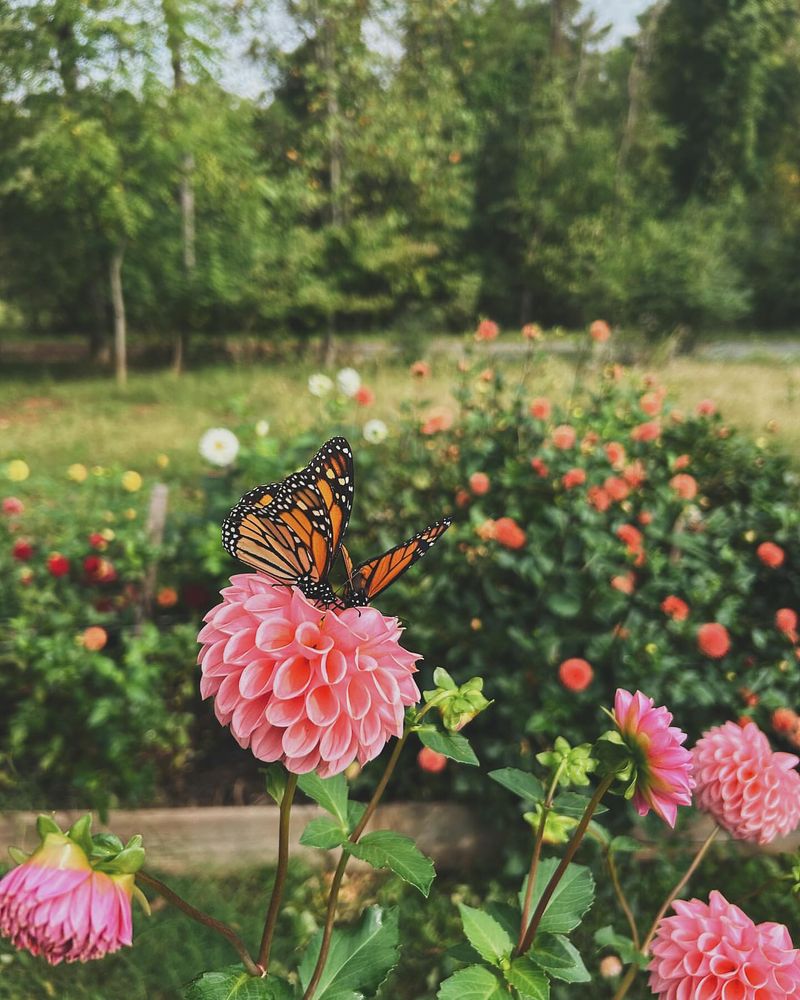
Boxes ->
[661,595,689,621]
[697,623,730,658]
[589,319,611,343]
[672,454,691,470]
[623,461,646,489]
[478,367,494,383]
[772,707,799,733]
[638,510,653,526]
[757,541,785,568]
[605,441,626,468]
[82,626,108,652]
[531,457,549,478]
[469,472,490,496]
[587,486,611,512]
[410,360,430,378]
[669,473,698,501]
[157,587,179,608]
[476,519,496,541]
[521,323,542,341]
[612,572,636,595]
[551,424,576,449]
[529,397,551,421]
[454,488,470,508]
[631,421,661,443]
[558,658,593,691]
[494,517,526,550]
[354,386,375,406]
[640,392,662,416]
[475,319,499,342]
[604,476,630,502]
[562,468,586,490]
[617,523,645,565]
[775,608,798,641]
[421,409,453,435]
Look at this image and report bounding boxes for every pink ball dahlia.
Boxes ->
[0,833,134,964]
[692,720,800,845]
[613,689,694,827]
[198,574,421,776]
[649,891,800,1000]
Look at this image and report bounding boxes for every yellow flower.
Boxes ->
[645,643,658,656]
[744,529,756,543]
[121,471,142,492]
[103,511,115,523]
[124,508,137,520]
[156,454,170,469]
[101,528,115,541]
[7,459,29,482]
[67,463,88,483]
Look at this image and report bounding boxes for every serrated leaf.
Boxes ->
[183,967,295,1000]
[300,817,347,850]
[347,831,435,896]
[297,773,349,826]
[551,792,607,817]
[418,728,479,765]
[525,859,594,934]
[299,906,399,1000]
[436,965,506,1000]
[505,958,550,999]
[346,801,366,833]
[530,934,590,983]
[457,904,513,966]
[488,768,544,802]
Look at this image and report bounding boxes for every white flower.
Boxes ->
[336,367,361,398]
[363,419,388,444]
[199,428,240,467]
[308,373,334,397]
[255,419,270,438]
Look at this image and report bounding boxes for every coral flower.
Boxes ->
[613,689,694,827]
[611,572,636,595]
[639,392,662,416]
[420,409,453,436]
[558,658,593,692]
[475,319,499,342]
[469,472,490,496]
[672,453,690,471]
[521,323,542,341]
[616,524,644,565]
[589,319,611,343]
[493,517,526,550]
[696,398,717,416]
[2,497,24,516]
[623,460,646,489]
[630,421,661,443]
[773,707,799,734]
[562,468,586,490]
[776,608,798,641]
[605,441,626,468]
[661,595,689,622]
[531,457,549,478]
[418,747,447,773]
[604,476,630,502]
[649,891,800,1000]
[354,386,375,406]
[198,575,421,776]
[692,720,800,845]
[551,424,576,449]
[0,833,134,965]
[157,586,179,608]
[758,541,785,568]
[668,473,698,500]
[410,360,430,378]
[529,397,551,420]
[697,622,730,658]
[81,626,108,652]
[587,486,611,512]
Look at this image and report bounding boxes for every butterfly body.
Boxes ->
[222,436,449,608]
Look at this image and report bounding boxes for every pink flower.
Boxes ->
[0,833,134,964]
[613,689,694,827]
[198,575,421,776]
[469,472,490,496]
[2,497,24,516]
[648,891,800,1000]
[529,397,551,421]
[696,398,717,416]
[551,424,576,449]
[475,319,499,342]
[692,721,800,845]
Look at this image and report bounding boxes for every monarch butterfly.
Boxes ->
[222,436,450,608]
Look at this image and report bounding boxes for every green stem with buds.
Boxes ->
[137,871,262,977]
[259,772,299,973]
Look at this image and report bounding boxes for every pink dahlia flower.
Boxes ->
[198,575,421,776]
[692,720,800,845]
[0,833,134,964]
[613,689,694,827]
[649,890,800,1000]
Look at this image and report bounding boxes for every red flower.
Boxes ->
[757,541,785,568]
[661,595,689,621]
[558,658,593,691]
[772,707,799,734]
[494,517,526,550]
[417,747,447,773]
[672,454,691,471]
[696,399,716,417]
[84,556,117,584]
[612,572,636,595]
[562,468,586,490]
[12,539,33,561]
[475,319,499,342]
[638,510,653,525]
[587,486,611,512]
[639,392,662,416]
[530,457,549,478]
[88,532,107,550]
[410,360,430,378]
[2,497,24,516]
[551,425,576,449]
[421,410,453,435]
[354,386,374,406]
[604,476,630,502]
[469,472,490,496]
[631,421,661,443]
[605,441,626,468]
[697,622,730,658]
[589,319,611,343]
[617,524,643,549]
[455,488,470,508]
[47,553,70,578]
[776,608,798,640]
[529,397,551,420]
[623,461,646,489]
[669,473,698,500]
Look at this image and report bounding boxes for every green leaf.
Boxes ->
[36,815,61,840]
[183,967,295,1000]
[609,835,640,854]
[297,773,349,826]
[347,831,435,896]
[418,728,479,766]
[433,667,457,689]
[526,860,594,934]
[300,817,348,850]
[346,801,366,833]
[299,906,399,1000]
[67,814,93,856]
[505,958,550,999]
[436,965,506,1000]
[594,926,648,967]
[264,766,288,806]
[551,791,607,817]
[530,934,590,983]
[457,904,513,966]
[545,592,581,618]
[488,768,544,802]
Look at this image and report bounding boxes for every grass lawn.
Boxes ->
[1,351,798,477]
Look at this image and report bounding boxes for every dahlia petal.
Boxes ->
[272,656,313,699]
[305,685,340,727]
[238,659,276,699]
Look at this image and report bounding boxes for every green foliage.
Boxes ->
[184,968,294,1000]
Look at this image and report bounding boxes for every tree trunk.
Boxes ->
[617,0,668,175]
[110,245,127,386]
[89,276,111,364]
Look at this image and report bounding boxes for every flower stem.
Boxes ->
[606,848,640,951]
[259,772,299,973]
[517,773,614,955]
[137,871,262,977]
[611,824,720,1000]
[301,732,410,1000]
[516,763,565,952]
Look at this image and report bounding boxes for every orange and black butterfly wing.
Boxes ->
[222,500,314,585]
[342,518,451,606]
